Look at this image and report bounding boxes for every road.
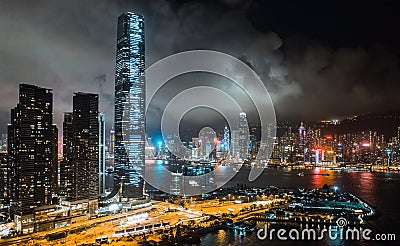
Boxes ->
[0,198,289,245]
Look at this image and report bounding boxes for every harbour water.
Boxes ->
[202,166,400,245]
[106,164,400,245]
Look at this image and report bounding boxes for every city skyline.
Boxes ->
[1,1,400,135]
[0,3,400,244]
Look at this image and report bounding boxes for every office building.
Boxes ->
[231,130,240,159]
[222,123,230,157]
[114,12,145,198]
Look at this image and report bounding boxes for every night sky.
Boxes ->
[0,0,399,134]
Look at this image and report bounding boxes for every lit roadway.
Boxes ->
[0,203,159,245]
[0,198,288,245]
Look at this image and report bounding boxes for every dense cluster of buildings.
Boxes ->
[0,85,105,234]
[152,117,400,168]
[269,121,400,166]
[152,112,253,162]
[1,10,400,239]
[0,12,146,235]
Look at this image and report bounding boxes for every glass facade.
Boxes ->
[114,12,145,198]
[223,123,231,153]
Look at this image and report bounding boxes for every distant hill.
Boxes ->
[323,111,400,140]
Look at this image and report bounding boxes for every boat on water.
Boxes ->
[384,178,394,183]
[297,172,304,177]
[313,173,330,176]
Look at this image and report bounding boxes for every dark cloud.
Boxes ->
[0,0,399,136]
[279,36,400,120]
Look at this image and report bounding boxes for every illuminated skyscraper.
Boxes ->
[199,128,216,160]
[222,123,230,154]
[98,113,106,195]
[298,122,306,146]
[298,122,306,162]
[60,112,74,200]
[72,92,99,200]
[238,112,249,161]
[0,152,8,206]
[249,126,260,159]
[231,130,240,159]
[8,84,55,213]
[60,93,99,202]
[114,12,145,198]
[109,127,115,158]
[51,124,58,194]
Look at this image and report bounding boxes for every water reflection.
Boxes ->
[106,163,400,245]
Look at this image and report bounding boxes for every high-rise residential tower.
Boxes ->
[114,12,145,198]
[59,93,100,202]
[59,112,74,200]
[72,92,99,200]
[8,84,55,213]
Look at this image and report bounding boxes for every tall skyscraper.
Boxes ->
[98,113,106,195]
[249,126,260,159]
[0,134,7,151]
[222,123,230,154]
[109,127,115,158]
[59,112,74,200]
[238,112,250,161]
[8,84,55,213]
[59,93,100,202]
[114,12,145,198]
[298,122,306,146]
[199,128,216,160]
[298,122,306,162]
[231,130,240,159]
[51,124,58,194]
[72,92,99,200]
[0,151,8,206]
